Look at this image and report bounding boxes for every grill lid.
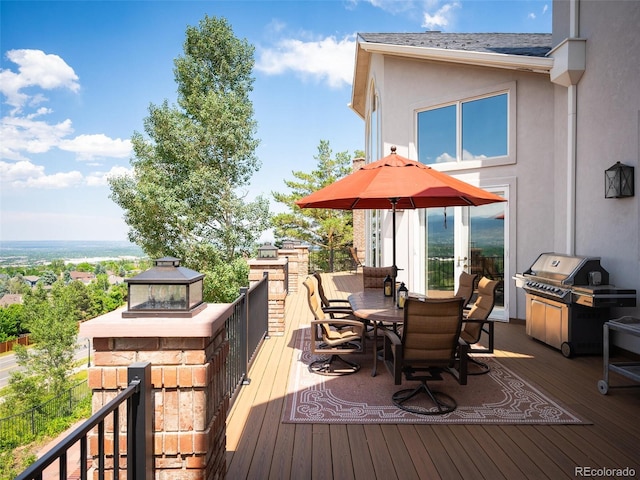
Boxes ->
[523,252,609,286]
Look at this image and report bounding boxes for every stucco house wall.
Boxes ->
[363,49,557,320]
[352,0,640,321]
[570,0,639,287]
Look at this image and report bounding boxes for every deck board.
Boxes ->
[226,271,640,479]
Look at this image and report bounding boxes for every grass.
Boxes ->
[0,369,91,479]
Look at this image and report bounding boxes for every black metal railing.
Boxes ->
[309,247,354,273]
[13,272,270,478]
[226,272,269,408]
[0,381,90,448]
[15,362,152,480]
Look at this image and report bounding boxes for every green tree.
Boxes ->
[0,303,24,341]
[108,15,269,300]
[39,270,58,285]
[8,283,79,404]
[272,140,362,271]
[6,274,29,294]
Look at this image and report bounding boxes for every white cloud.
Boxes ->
[356,0,416,14]
[256,35,356,88]
[0,159,83,189]
[0,158,132,189]
[422,2,461,30]
[86,165,133,187]
[528,13,537,20]
[0,115,74,160]
[543,4,549,15]
[0,49,80,112]
[1,116,132,162]
[58,134,132,161]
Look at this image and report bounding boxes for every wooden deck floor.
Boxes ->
[226,272,640,480]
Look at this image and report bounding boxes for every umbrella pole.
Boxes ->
[391,198,398,304]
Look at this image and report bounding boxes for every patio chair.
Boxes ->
[460,276,500,375]
[381,297,468,414]
[312,271,354,319]
[362,266,395,289]
[349,246,364,273]
[455,271,478,309]
[303,276,365,376]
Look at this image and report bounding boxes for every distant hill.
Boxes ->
[0,240,145,266]
[427,214,504,256]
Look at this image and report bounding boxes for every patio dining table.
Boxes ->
[348,290,415,377]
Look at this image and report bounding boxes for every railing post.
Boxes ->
[240,287,251,385]
[127,362,152,480]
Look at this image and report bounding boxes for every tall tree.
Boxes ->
[109,16,270,283]
[272,140,362,271]
[9,283,79,404]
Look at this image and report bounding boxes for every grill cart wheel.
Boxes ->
[597,379,609,395]
[561,341,574,358]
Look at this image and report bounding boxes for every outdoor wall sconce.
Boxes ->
[257,242,278,259]
[605,162,634,198]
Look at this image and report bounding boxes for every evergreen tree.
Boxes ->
[272,140,362,271]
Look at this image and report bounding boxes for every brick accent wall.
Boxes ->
[352,157,366,264]
[248,258,288,336]
[277,245,309,293]
[81,307,230,479]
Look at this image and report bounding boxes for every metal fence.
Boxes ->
[0,380,90,449]
[226,271,269,408]
[309,247,355,273]
[15,362,152,480]
[8,273,270,477]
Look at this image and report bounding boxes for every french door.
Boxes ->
[425,188,507,320]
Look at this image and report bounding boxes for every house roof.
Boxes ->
[358,33,553,57]
[0,294,23,307]
[350,32,554,118]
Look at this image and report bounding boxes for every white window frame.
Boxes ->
[410,81,517,172]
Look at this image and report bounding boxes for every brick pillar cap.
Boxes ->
[79,304,231,339]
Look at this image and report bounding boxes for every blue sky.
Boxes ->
[0,0,551,241]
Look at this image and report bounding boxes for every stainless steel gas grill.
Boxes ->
[514,253,636,357]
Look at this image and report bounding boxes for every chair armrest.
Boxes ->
[381,328,402,346]
[311,318,365,334]
[327,298,351,304]
[381,329,403,384]
[322,305,354,313]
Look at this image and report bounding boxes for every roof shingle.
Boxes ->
[358,32,552,57]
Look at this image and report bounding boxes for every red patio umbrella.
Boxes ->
[296,147,506,298]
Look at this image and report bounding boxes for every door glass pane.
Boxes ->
[469,198,505,309]
[462,94,508,160]
[418,105,456,165]
[426,208,455,296]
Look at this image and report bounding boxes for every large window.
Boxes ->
[417,91,510,166]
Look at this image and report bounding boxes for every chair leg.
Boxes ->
[309,355,360,376]
[392,381,457,415]
[467,356,490,375]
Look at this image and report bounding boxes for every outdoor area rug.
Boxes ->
[282,326,588,424]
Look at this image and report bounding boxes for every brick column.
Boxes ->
[277,245,309,293]
[79,304,232,479]
[352,157,366,263]
[248,258,287,336]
